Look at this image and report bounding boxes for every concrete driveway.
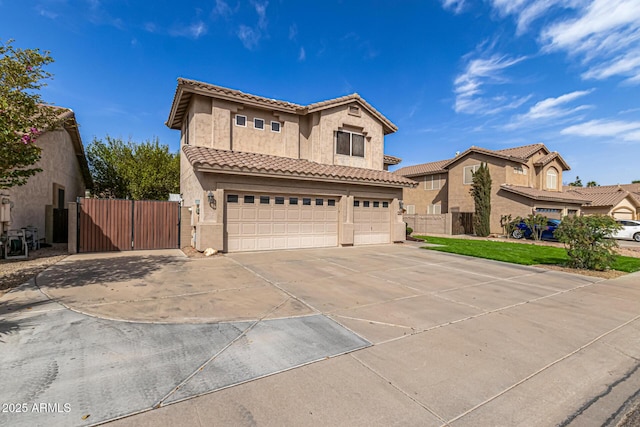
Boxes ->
[1,244,639,426]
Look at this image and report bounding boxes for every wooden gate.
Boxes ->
[78,199,180,253]
[452,212,474,235]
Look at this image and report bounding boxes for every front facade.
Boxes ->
[4,109,92,243]
[396,144,587,234]
[167,79,416,252]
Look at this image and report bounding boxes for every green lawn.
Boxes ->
[416,236,640,273]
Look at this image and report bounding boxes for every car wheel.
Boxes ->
[634,232,640,242]
[512,229,524,239]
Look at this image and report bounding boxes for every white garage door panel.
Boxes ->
[613,211,633,220]
[226,193,339,252]
[354,199,391,245]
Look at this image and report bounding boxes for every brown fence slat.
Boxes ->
[78,198,180,253]
[133,201,179,250]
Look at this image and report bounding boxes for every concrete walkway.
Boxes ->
[1,244,639,426]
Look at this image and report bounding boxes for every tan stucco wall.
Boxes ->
[6,128,86,241]
[447,153,507,215]
[582,197,640,219]
[401,174,448,214]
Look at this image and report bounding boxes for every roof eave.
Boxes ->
[194,164,417,188]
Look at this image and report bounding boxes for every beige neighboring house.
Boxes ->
[395,143,588,234]
[166,78,416,253]
[4,108,92,243]
[565,184,640,220]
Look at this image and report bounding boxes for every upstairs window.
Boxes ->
[546,167,558,190]
[254,118,264,130]
[463,164,480,185]
[425,174,441,190]
[235,115,247,127]
[271,121,281,133]
[336,131,365,157]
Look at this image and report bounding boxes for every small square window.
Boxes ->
[373,201,380,208]
[316,198,324,206]
[271,121,281,133]
[227,194,238,203]
[254,118,264,130]
[235,115,246,127]
[382,201,389,208]
[275,197,284,205]
[348,105,360,116]
[354,200,360,207]
[260,195,270,204]
[303,198,311,206]
[328,199,336,206]
[363,201,370,207]
[289,197,298,205]
[244,195,254,204]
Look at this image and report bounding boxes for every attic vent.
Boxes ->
[348,105,361,116]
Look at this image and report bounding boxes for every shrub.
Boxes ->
[554,215,622,271]
[406,226,413,236]
[471,163,491,237]
[523,214,548,241]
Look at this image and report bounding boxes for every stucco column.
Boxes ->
[391,198,406,243]
[195,188,224,252]
[340,195,354,246]
[67,202,78,254]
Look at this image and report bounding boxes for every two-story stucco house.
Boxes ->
[166,78,416,252]
[396,143,588,234]
[4,108,92,244]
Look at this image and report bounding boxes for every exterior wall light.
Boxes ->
[207,191,216,209]
[195,199,200,215]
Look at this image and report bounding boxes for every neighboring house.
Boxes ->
[5,108,92,243]
[166,78,416,253]
[395,143,588,234]
[565,184,640,220]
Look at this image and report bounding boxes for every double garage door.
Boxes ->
[225,193,391,252]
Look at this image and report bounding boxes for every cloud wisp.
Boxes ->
[504,89,593,129]
[237,1,269,49]
[441,0,467,14]
[561,118,640,142]
[453,53,528,114]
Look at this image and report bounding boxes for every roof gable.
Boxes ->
[167,78,397,134]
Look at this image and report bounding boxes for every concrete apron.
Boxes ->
[1,245,640,426]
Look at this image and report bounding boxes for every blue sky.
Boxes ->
[2,0,640,185]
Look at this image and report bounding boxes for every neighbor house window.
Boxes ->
[463,165,480,185]
[428,204,442,214]
[336,131,365,157]
[405,205,415,215]
[254,118,264,130]
[183,117,190,145]
[424,174,441,190]
[513,165,528,175]
[235,115,247,127]
[271,121,281,133]
[546,167,558,190]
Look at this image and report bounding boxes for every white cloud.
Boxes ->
[237,25,260,49]
[453,53,528,114]
[253,1,268,30]
[289,24,298,41]
[298,47,306,61]
[540,0,640,83]
[212,0,233,17]
[490,0,582,34]
[170,21,207,39]
[561,119,640,142]
[504,89,592,129]
[441,0,467,14]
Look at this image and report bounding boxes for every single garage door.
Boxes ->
[354,199,391,245]
[226,193,338,252]
[613,210,634,220]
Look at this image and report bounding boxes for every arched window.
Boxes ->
[546,167,558,190]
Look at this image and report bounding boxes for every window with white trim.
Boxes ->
[546,167,558,190]
[271,121,281,133]
[336,131,365,157]
[463,164,480,185]
[254,118,264,130]
[235,115,246,127]
[405,205,415,214]
[428,204,442,214]
[424,174,441,190]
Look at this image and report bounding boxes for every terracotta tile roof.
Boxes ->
[442,146,531,169]
[183,146,417,188]
[533,151,570,170]
[167,78,397,134]
[500,185,589,203]
[393,159,450,177]
[565,185,640,208]
[383,154,402,165]
[494,143,546,159]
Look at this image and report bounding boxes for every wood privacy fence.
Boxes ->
[77,198,180,253]
[404,212,475,236]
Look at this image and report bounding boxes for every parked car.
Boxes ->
[511,219,561,240]
[611,220,640,242]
